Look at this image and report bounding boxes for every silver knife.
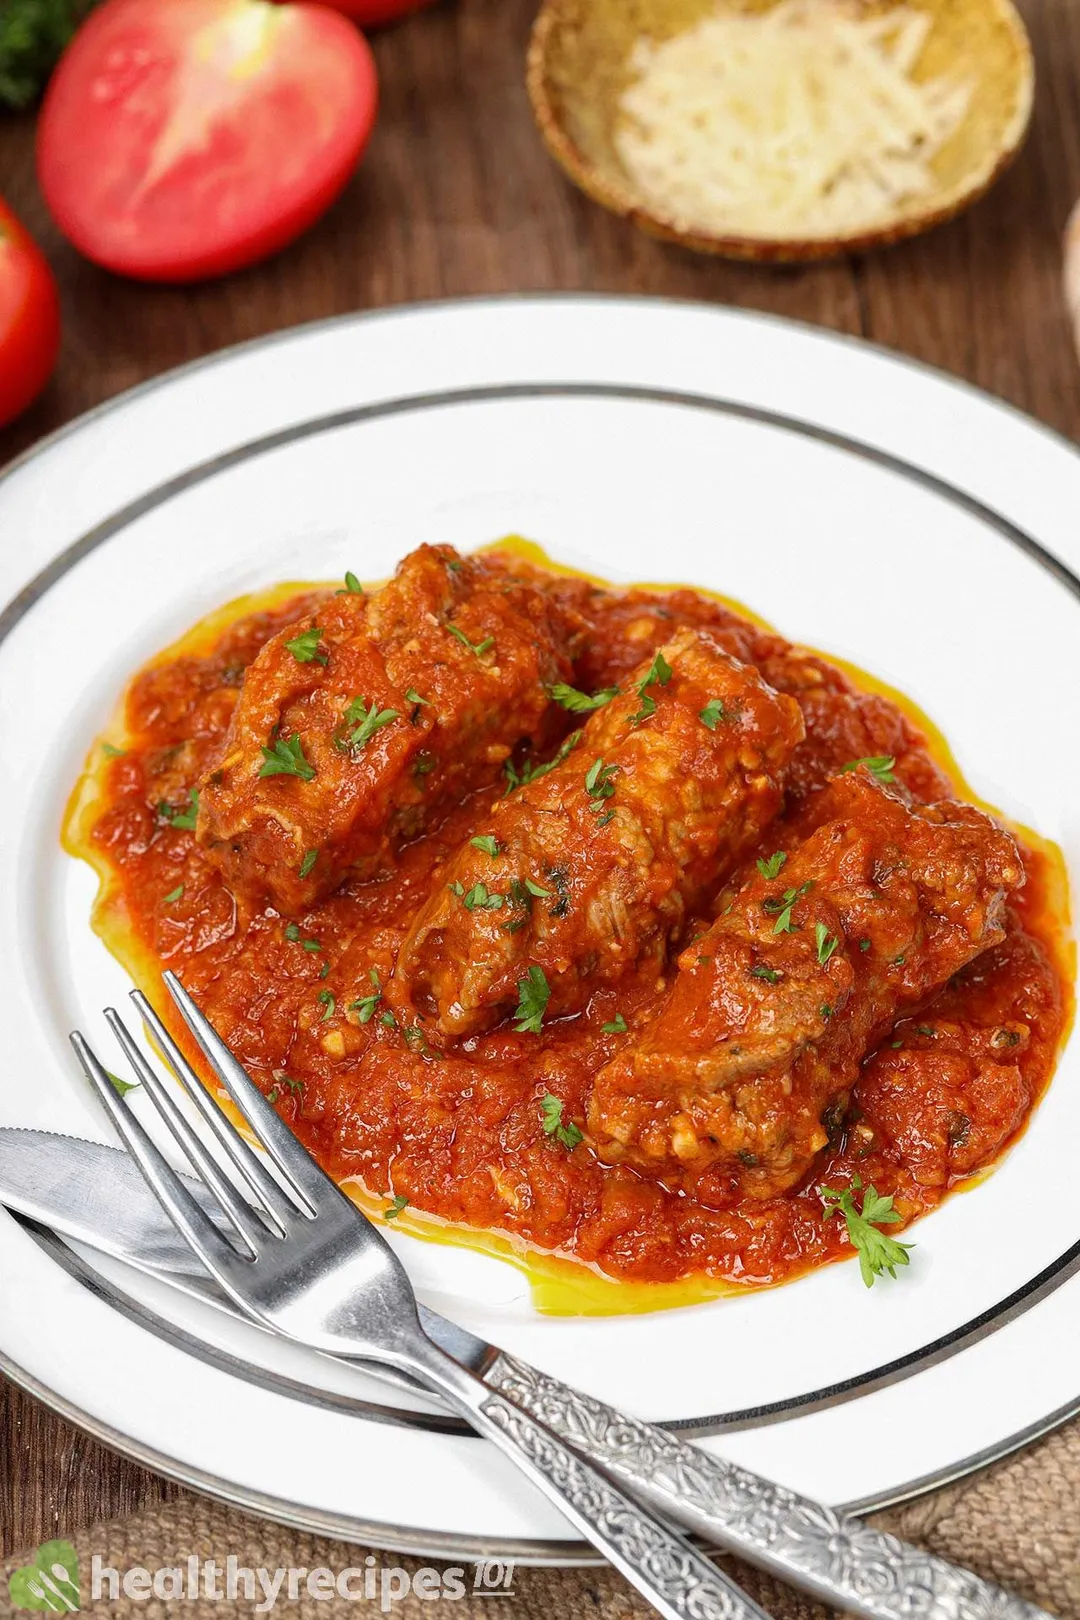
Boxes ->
[0,1128,1050,1620]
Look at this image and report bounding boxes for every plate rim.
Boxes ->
[2,294,1078,1558]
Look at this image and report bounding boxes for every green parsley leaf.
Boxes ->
[699,699,729,731]
[447,623,494,658]
[380,1009,397,1029]
[750,964,781,984]
[405,687,429,706]
[350,969,383,1024]
[585,757,618,800]
[630,650,673,725]
[343,571,364,594]
[285,626,327,666]
[549,683,620,714]
[101,741,126,758]
[384,1194,409,1222]
[514,966,551,1034]
[504,730,582,793]
[756,851,787,881]
[540,1093,583,1150]
[280,1075,304,1094]
[107,1070,140,1098]
[285,921,323,953]
[840,755,896,784]
[525,878,551,897]
[318,989,335,1021]
[859,938,872,952]
[815,922,840,965]
[162,788,200,829]
[819,1175,914,1288]
[266,1085,281,1105]
[470,835,500,857]
[344,696,400,750]
[299,849,319,879]
[602,1013,628,1034]
[260,736,316,781]
[163,884,185,905]
[768,879,814,935]
[463,882,504,912]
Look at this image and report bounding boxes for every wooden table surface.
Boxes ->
[2,0,1080,1559]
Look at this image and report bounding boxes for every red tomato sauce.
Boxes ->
[66,552,1073,1305]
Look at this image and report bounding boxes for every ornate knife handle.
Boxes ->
[487,1353,1051,1620]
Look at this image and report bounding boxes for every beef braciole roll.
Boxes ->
[395,628,805,1039]
[196,545,582,913]
[587,769,1024,1199]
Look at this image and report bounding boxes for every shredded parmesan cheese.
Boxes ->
[615,2,972,239]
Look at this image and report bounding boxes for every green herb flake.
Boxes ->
[602,1013,628,1035]
[447,623,494,658]
[343,571,364,595]
[629,649,673,725]
[470,835,501,857]
[750,964,781,984]
[384,1194,409,1222]
[815,922,840,965]
[540,1093,584,1150]
[514,966,551,1034]
[756,851,787,881]
[101,741,126,758]
[318,989,335,1021]
[585,757,618,801]
[463,882,504,912]
[859,938,872,952]
[285,626,328,666]
[344,696,400,750]
[819,1176,914,1287]
[260,736,316,781]
[699,699,729,731]
[840,755,896,784]
[525,878,551,897]
[299,849,319,879]
[107,1070,140,1098]
[504,730,582,794]
[350,969,383,1025]
[549,683,620,714]
[162,788,200,829]
[163,884,185,905]
[266,1085,281,1106]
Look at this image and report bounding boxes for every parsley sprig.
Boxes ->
[840,755,896,784]
[345,696,400,750]
[447,623,494,658]
[260,736,315,780]
[629,650,673,726]
[699,698,729,731]
[585,757,618,802]
[815,922,840,965]
[757,851,787,881]
[765,879,814,934]
[819,1175,914,1287]
[504,730,582,793]
[285,626,328,666]
[470,835,500,857]
[514,966,550,1033]
[350,969,383,1024]
[160,788,200,829]
[384,1194,409,1222]
[549,683,619,713]
[540,1093,583,1150]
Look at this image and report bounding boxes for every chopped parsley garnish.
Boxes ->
[161,788,200,829]
[266,1085,280,1105]
[463,882,504,912]
[447,623,494,658]
[403,1024,436,1059]
[815,923,840,965]
[318,990,335,1021]
[699,699,729,731]
[163,884,185,905]
[260,736,315,781]
[107,1070,140,1098]
[601,1013,628,1034]
[525,877,551,897]
[380,1009,397,1029]
[384,1194,409,1222]
[284,922,322,953]
[819,1176,914,1288]
[514,966,550,1034]
[285,626,328,666]
[750,964,781,984]
[917,1025,937,1038]
[299,849,319,879]
[470,835,500,857]
[405,688,429,706]
[504,730,582,793]
[350,969,383,1024]
[767,880,814,935]
[820,1003,833,1019]
[344,696,400,750]
[585,757,618,801]
[549,683,619,714]
[840,755,896,784]
[101,741,126,758]
[540,1093,583,1150]
[757,851,787,881]
[629,649,673,726]
[859,938,872,952]
[341,571,364,595]
[280,1075,304,1095]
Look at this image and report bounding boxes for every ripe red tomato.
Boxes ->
[311,0,436,24]
[0,199,61,428]
[37,0,378,283]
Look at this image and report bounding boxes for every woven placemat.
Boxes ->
[3,1416,1077,1617]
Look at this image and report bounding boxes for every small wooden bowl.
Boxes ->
[526,0,1035,262]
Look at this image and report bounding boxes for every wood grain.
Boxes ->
[2,0,1078,1559]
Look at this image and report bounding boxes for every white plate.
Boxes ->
[0,296,1078,1559]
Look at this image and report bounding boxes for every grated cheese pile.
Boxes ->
[615,2,972,239]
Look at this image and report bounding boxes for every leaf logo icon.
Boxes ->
[7,1540,79,1611]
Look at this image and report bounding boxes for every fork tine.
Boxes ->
[70,1030,243,1276]
[105,1008,272,1256]
[131,989,300,1230]
[163,971,332,1215]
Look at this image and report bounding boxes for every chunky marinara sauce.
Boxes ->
[68,547,1072,1306]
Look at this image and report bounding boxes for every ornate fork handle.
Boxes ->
[487,1353,1051,1620]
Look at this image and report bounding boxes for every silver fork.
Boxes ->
[70,973,772,1620]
